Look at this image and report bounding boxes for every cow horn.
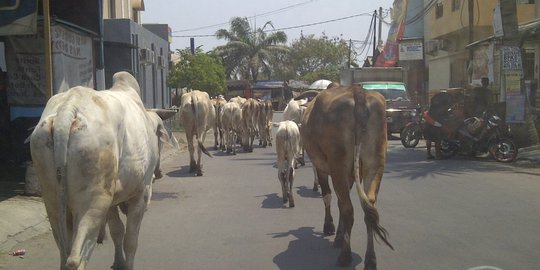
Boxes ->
[147,108,178,120]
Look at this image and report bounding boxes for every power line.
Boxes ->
[172,12,377,38]
[172,0,318,33]
[265,12,373,32]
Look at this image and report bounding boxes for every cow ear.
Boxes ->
[159,128,180,149]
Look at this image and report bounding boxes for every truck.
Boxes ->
[340,67,416,135]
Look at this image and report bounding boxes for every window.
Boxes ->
[435,1,444,19]
[452,0,461,11]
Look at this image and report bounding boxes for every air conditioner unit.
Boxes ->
[425,40,439,56]
[439,39,449,51]
[157,56,166,68]
[140,49,154,63]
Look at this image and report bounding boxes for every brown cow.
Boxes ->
[302,84,393,268]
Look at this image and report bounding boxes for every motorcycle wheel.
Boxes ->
[489,138,518,162]
[400,124,421,148]
[440,139,459,159]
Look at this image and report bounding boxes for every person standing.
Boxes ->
[473,77,492,116]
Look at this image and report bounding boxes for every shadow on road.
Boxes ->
[271,226,362,270]
[384,142,537,180]
[296,186,321,198]
[151,191,179,201]
[258,193,286,209]
[166,165,198,178]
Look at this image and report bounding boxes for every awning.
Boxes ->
[466,18,540,48]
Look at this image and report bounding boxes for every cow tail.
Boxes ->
[52,104,76,265]
[352,87,394,251]
[191,95,212,157]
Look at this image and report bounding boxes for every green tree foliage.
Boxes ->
[215,17,288,81]
[287,34,354,82]
[168,48,226,98]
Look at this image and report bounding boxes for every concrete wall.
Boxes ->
[104,19,171,109]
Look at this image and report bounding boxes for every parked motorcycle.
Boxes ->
[439,111,518,162]
[400,106,424,148]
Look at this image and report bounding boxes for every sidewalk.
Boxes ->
[0,140,538,253]
[0,131,187,254]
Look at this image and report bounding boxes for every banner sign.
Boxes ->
[0,0,38,35]
[501,46,523,70]
[375,0,408,67]
[6,24,94,105]
[398,40,423,61]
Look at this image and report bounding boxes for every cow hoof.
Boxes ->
[333,236,344,248]
[336,252,352,267]
[312,185,319,192]
[196,171,203,176]
[111,261,126,270]
[155,170,163,179]
[364,260,377,270]
[427,155,434,160]
[283,198,288,204]
[323,222,335,236]
[268,142,272,146]
[289,202,295,208]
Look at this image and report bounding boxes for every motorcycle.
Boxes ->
[400,106,424,148]
[439,111,518,162]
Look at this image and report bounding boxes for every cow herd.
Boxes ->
[29,73,394,270]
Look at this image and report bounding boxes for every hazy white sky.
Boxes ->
[142,0,396,61]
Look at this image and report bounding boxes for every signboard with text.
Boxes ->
[6,24,94,105]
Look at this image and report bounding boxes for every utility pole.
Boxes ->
[468,0,474,63]
[378,7,383,45]
[373,10,377,58]
[348,39,352,68]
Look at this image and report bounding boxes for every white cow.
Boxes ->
[180,90,215,176]
[257,99,273,147]
[211,96,227,150]
[30,72,171,270]
[220,101,242,155]
[275,120,301,208]
[241,98,259,152]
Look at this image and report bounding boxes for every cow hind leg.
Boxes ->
[317,172,335,235]
[335,194,354,267]
[123,193,146,270]
[287,167,295,208]
[278,171,288,204]
[108,206,126,270]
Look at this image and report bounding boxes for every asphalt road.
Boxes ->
[1,113,540,270]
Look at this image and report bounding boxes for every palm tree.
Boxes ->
[215,17,288,81]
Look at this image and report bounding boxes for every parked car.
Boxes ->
[356,81,417,135]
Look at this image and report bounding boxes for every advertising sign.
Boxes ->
[399,41,423,61]
[6,24,94,105]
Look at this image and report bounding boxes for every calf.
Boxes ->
[275,120,301,208]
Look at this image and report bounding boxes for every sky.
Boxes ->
[142,0,396,62]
